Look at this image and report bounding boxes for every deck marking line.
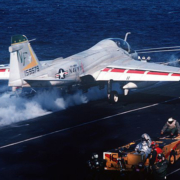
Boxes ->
[167,168,180,176]
[0,96,179,149]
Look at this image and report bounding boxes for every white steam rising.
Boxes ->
[0,85,108,126]
[167,54,180,67]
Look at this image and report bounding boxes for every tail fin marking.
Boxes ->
[23,44,38,71]
[9,35,41,87]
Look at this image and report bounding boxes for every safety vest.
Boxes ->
[154,147,163,162]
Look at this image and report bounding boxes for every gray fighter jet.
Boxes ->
[2,34,180,103]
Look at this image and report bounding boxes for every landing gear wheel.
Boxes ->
[169,152,176,165]
[108,91,119,103]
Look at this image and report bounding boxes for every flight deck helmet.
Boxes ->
[168,117,174,124]
[141,133,150,142]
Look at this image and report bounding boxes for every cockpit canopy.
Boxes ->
[110,38,135,54]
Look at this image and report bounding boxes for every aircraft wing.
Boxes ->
[0,60,52,81]
[91,57,180,82]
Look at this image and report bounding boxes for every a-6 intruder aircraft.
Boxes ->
[2,33,180,103]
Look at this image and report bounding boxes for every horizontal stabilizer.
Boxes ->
[23,78,75,87]
[24,78,74,82]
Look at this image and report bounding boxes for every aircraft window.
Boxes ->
[111,38,129,52]
[111,38,135,54]
[120,41,129,52]
[129,46,135,54]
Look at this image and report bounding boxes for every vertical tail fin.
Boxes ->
[8,35,42,87]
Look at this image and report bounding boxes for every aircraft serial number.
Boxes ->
[24,66,40,76]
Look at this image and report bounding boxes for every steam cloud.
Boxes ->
[0,85,109,126]
[167,54,180,67]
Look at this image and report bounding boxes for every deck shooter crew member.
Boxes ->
[150,141,163,166]
[135,133,152,158]
[152,153,168,180]
[161,117,180,136]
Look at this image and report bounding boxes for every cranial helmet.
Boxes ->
[141,133,149,141]
[168,117,174,124]
[168,117,174,122]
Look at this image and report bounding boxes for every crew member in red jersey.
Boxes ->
[150,141,163,165]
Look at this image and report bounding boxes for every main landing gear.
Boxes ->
[107,80,119,103]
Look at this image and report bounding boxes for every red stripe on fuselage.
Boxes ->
[111,69,125,73]
[147,72,169,76]
[127,70,145,74]
[171,73,180,76]
[102,68,111,72]
[0,69,6,72]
